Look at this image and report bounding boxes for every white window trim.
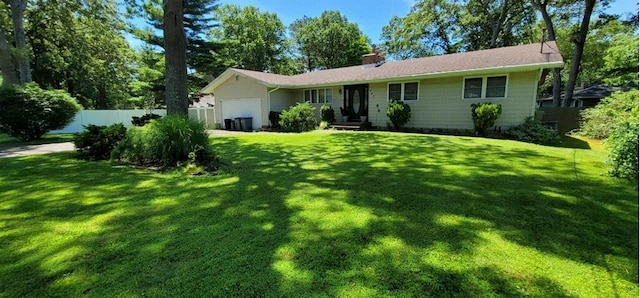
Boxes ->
[387,81,420,101]
[303,88,333,104]
[462,75,509,99]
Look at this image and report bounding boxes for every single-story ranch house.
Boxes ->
[200,41,563,131]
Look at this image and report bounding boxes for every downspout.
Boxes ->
[268,86,280,126]
[532,68,543,117]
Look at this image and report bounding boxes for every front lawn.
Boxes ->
[0,132,637,297]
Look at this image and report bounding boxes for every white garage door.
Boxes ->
[220,98,262,130]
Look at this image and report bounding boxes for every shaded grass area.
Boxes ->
[0,133,74,148]
[0,132,637,297]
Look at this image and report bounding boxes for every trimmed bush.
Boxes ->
[505,116,558,145]
[0,83,80,141]
[320,104,336,123]
[580,90,637,139]
[471,102,502,136]
[279,102,317,132]
[386,100,411,129]
[113,115,215,168]
[131,113,162,126]
[73,123,127,160]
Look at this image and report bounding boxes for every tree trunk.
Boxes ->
[0,27,18,85]
[534,0,562,106]
[11,0,30,84]
[163,0,188,116]
[563,0,596,107]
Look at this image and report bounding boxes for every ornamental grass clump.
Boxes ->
[112,115,217,170]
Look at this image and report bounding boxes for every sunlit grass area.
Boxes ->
[0,133,74,148]
[0,131,637,297]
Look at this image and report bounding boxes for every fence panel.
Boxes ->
[537,107,583,134]
[51,108,216,133]
[50,109,167,133]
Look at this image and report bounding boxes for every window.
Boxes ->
[304,88,333,104]
[388,82,419,101]
[463,75,507,99]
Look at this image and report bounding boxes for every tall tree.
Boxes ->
[562,0,597,107]
[6,0,29,83]
[210,4,296,74]
[163,0,188,116]
[532,0,562,106]
[290,11,370,71]
[0,0,29,84]
[127,0,220,92]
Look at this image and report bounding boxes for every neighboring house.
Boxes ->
[537,84,621,108]
[200,42,563,131]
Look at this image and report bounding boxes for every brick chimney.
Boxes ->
[362,47,385,65]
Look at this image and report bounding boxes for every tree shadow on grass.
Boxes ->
[0,132,637,296]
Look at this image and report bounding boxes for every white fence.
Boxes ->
[51,108,216,134]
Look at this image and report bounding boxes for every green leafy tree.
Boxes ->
[27,0,135,109]
[290,11,371,71]
[602,31,638,87]
[210,4,296,74]
[381,0,536,60]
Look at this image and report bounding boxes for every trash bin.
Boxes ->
[234,117,243,131]
[240,117,252,132]
[223,119,232,130]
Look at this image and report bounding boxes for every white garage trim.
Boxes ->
[220,98,262,130]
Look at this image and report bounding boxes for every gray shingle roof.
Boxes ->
[202,41,563,92]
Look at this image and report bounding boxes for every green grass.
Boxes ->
[0,133,74,148]
[0,132,637,297]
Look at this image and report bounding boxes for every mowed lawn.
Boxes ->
[0,132,637,297]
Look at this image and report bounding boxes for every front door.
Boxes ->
[344,84,368,121]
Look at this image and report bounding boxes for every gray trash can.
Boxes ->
[240,117,252,132]
[234,117,242,131]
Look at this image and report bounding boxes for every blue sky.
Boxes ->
[217,0,637,44]
[127,0,638,48]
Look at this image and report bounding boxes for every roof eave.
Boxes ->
[289,61,564,89]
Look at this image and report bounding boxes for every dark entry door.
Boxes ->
[344,84,368,121]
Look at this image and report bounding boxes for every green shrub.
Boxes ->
[319,121,331,130]
[580,90,637,139]
[606,121,639,181]
[505,116,559,145]
[471,102,502,136]
[73,123,127,160]
[113,115,215,168]
[131,113,162,126]
[0,83,80,141]
[386,100,412,129]
[279,102,317,132]
[320,104,336,123]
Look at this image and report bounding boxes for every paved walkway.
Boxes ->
[0,142,75,158]
[0,130,253,158]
